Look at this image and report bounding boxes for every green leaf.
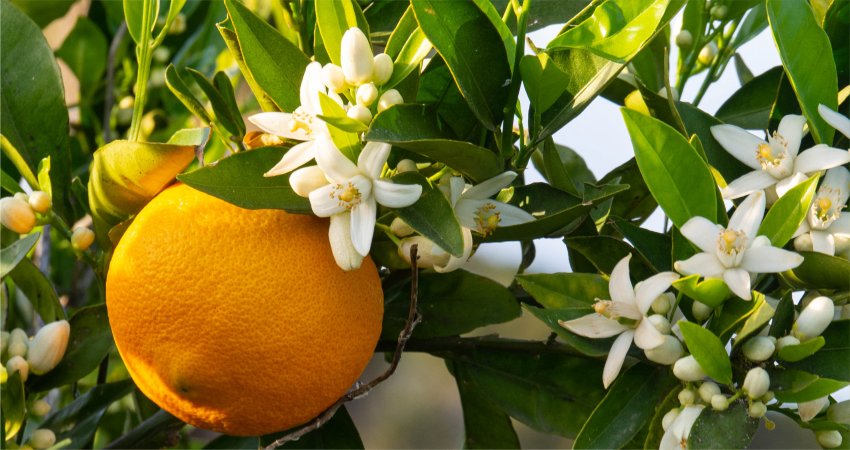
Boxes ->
[165,64,214,124]
[574,364,678,449]
[612,219,672,272]
[213,72,246,137]
[731,3,769,49]
[41,380,135,449]
[366,104,501,183]
[123,0,157,45]
[9,0,74,27]
[411,0,511,131]
[1,169,23,194]
[314,0,369,65]
[778,337,826,363]
[224,0,311,112]
[758,174,818,246]
[178,147,311,212]
[260,406,364,449]
[787,252,850,290]
[382,270,520,339]
[316,92,362,160]
[217,17,276,111]
[788,320,850,381]
[772,369,850,403]
[517,272,610,309]
[770,293,795,338]
[533,138,595,197]
[710,292,771,343]
[1,372,25,440]
[688,401,759,449]
[643,386,682,449]
[735,294,776,343]
[451,361,520,449]
[622,108,717,229]
[716,66,784,130]
[384,6,417,59]
[385,26,431,90]
[767,0,837,144]
[8,258,64,323]
[524,305,614,357]
[55,17,107,102]
[0,232,39,278]
[565,235,657,281]
[29,304,114,392]
[391,172,464,257]
[824,1,849,91]
[679,321,732,384]
[168,128,211,148]
[521,53,570,114]
[186,68,245,139]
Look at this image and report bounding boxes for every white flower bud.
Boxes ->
[710,5,728,20]
[761,391,775,403]
[1,196,36,234]
[152,46,171,64]
[679,388,696,406]
[322,64,347,93]
[29,429,56,450]
[662,408,680,431]
[816,430,842,449]
[118,96,135,109]
[698,42,718,65]
[793,296,834,341]
[645,335,684,365]
[647,314,671,334]
[827,401,850,425]
[742,336,775,362]
[289,167,329,198]
[743,367,770,399]
[28,191,51,214]
[372,53,394,85]
[748,401,767,419]
[794,233,814,252]
[390,217,415,237]
[27,320,70,375]
[398,235,448,269]
[6,355,29,382]
[356,83,379,107]
[651,293,673,314]
[347,104,373,124]
[711,394,728,411]
[675,30,693,48]
[14,192,29,202]
[341,27,374,86]
[776,335,800,350]
[799,396,829,422]
[692,301,713,321]
[378,89,403,112]
[396,159,418,173]
[8,328,28,358]
[31,399,51,416]
[71,227,95,251]
[698,381,721,403]
[673,355,706,382]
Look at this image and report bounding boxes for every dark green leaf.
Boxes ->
[716,66,784,130]
[217,17,276,111]
[0,232,39,278]
[1,169,23,194]
[565,235,656,280]
[415,55,479,141]
[778,337,826,363]
[187,68,244,138]
[688,400,759,449]
[165,64,214,124]
[213,71,246,137]
[260,406,363,449]
[392,172,464,257]
[42,380,134,449]
[710,292,770,343]
[730,3,769,48]
[824,0,849,90]
[788,320,850,381]
[1,372,25,439]
[770,293,795,338]
[612,219,672,272]
[9,0,74,27]
[733,53,754,84]
[521,53,570,114]
[643,386,682,449]
[8,258,64,323]
[772,369,850,403]
[788,252,850,290]
[533,138,595,197]
[598,158,657,224]
[735,295,775,344]
[451,361,520,449]
[759,174,818,247]
[314,0,369,65]
[55,17,108,101]
[679,321,732,384]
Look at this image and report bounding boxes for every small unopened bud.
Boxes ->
[651,293,673,314]
[28,191,51,214]
[679,388,696,406]
[793,296,834,341]
[356,83,379,107]
[27,320,70,375]
[742,336,775,362]
[710,5,728,20]
[377,89,403,112]
[675,30,694,48]
[0,196,36,234]
[698,42,718,65]
[761,391,775,403]
[118,96,135,109]
[71,227,95,251]
[398,235,447,269]
[341,27,374,86]
[647,314,671,334]
[799,396,829,422]
[8,328,28,358]
[645,335,683,365]
[662,408,680,431]
[692,301,713,321]
[743,367,770,399]
[322,64,347,93]
[816,430,842,449]
[749,401,767,419]
[169,13,186,34]
[673,355,706,382]
[776,335,800,350]
[390,217,415,237]
[14,192,29,202]
[827,401,850,425]
[29,429,56,450]
[6,355,29,382]
[347,104,373,124]
[372,53,394,85]
[396,159,418,173]
[698,381,721,403]
[711,394,728,411]
[31,400,51,416]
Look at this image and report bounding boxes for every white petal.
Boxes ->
[462,171,517,200]
[603,330,635,389]
[289,166,328,197]
[823,167,850,203]
[454,199,483,230]
[674,253,725,278]
[559,314,628,339]
[635,272,680,313]
[728,191,765,239]
[673,406,706,443]
[634,318,666,350]
[829,214,850,237]
[264,141,316,176]
[315,135,359,182]
[350,197,377,257]
[777,114,807,157]
[722,170,779,199]
[723,268,752,300]
[373,179,422,208]
[434,227,473,273]
[793,220,811,238]
[300,61,325,114]
[490,201,535,226]
[328,212,364,271]
[820,104,850,139]
[250,112,311,141]
[680,217,723,253]
[357,141,391,179]
[810,231,836,255]
[793,145,850,174]
[609,254,635,305]
[749,235,771,248]
[710,125,764,170]
[448,176,466,206]
[775,172,809,198]
[308,184,346,217]
[740,246,804,272]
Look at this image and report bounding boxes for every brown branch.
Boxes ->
[263,245,422,450]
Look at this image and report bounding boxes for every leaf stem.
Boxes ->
[499,0,530,162]
[127,0,156,142]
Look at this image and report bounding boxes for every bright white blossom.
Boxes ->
[559,254,679,388]
[674,191,804,300]
[819,104,850,141]
[793,167,850,255]
[710,115,850,199]
[660,405,704,450]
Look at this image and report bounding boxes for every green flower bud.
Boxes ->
[692,301,713,321]
[29,429,56,450]
[793,296,834,341]
[0,196,36,234]
[748,401,767,419]
[673,355,706,382]
[651,292,673,314]
[675,30,694,48]
[6,355,29,382]
[341,27,374,86]
[742,336,775,362]
[395,159,418,174]
[698,381,721,403]
[31,399,51,417]
[27,320,70,375]
[28,191,51,214]
[698,42,718,66]
[378,89,403,113]
[372,53,394,85]
[645,335,683,365]
[710,5,728,20]
[8,328,28,358]
[743,367,770,399]
[679,388,696,406]
[816,430,842,449]
[711,394,728,411]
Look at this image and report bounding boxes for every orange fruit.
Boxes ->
[106,183,383,436]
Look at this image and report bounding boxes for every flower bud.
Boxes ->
[372,53,394,85]
[645,335,684,365]
[390,217,415,237]
[743,367,770,399]
[14,192,29,202]
[698,381,721,403]
[742,336,775,362]
[27,320,70,375]
[710,5,728,20]
[398,235,448,269]
[31,399,51,416]
[396,159,418,174]
[647,314,671,334]
[1,196,37,234]
[651,293,673,314]
[827,401,850,425]
[711,394,728,411]
[169,13,186,35]
[776,335,800,350]
[761,391,775,403]
[673,355,706,382]
[698,42,718,66]
[793,296,834,341]
[347,104,373,124]
[692,301,713,321]
[28,191,51,214]
[152,46,171,64]
[816,430,842,449]
[6,355,29,382]
[243,131,286,150]
[341,27,374,86]
[377,89,403,112]
[30,429,56,450]
[748,401,767,419]
[799,396,829,422]
[662,408,680,431]
[679,388,696,406]
[676,30,693,48]
[356,83,379,107]
[322,64,347,93]
[8,328,28,358]
[71,227,95,251]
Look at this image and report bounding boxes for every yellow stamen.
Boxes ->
[474,203,501,236]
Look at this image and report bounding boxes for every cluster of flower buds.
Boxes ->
[1,320,71,382]
[0,191,51,234]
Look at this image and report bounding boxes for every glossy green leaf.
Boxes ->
[517,272,610,309]
[187,68,245,138]
[779,337,826,363]
[622,108,716,229]
[521,53,571,114]
[167,128,211,148]
[213,71,246,137]
[759,174,818,246]
[574,364,678,449]
[9,0,74,27]
[178,147,310,212]
[679,321,732,384]
[787,252,850,290]
[259,406,364,449]
[772,369,850,403]
[384,6,417,59]
[452,361,521,449]
[415,55,479,141]
[55,17,107,101]
[41,380,135,449]
[533,138,595,197]
[385,26,431,90]
[8,258,64,323]
[123,0,157,45]
[688,401,759,449]
[217,17,276,111]
[392,172,464,257]
[224,0,310,112]
[0,232,39,278]
[314,0,369,65]
[165,64,214,124]
[565,235,657,280]
[731,3,769,48]
[767,0,837,144]
[716,66,784,130]
[317,92,362,160]
[524,305,613,357]
[788,320,850,381]
[711,292,771,343]
[1,372,25,439]
[412,0,510,131]
[612,219,672,272]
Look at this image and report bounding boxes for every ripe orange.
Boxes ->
[106,183,383,436]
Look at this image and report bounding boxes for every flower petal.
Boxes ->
[264,141,317,176]
[603,330,635,389]
[308,184,346,217]
[740,245,804,273]
[819,104,850,139]
[810,230,836,255]
[250,112,311,141]
[635,272,680,313]
[446,176,466,206]
[674,252,725,278]
[350,197,377,256]
[681,217,722,253]
[729,191,765,239]
[301,61,325,114]
[289,165,328,197]
[491,201,535,226]
[829,214,850,237]
[435,227,473,273]
[635,317,666,350]
[315,135,359,182]
[793,144,850,174]
[777,114,807,157]
[775,172,809,198]
[454,199,483,230]
[723,268,752,300]
[328,212,364,271]
[462,171,517,200]
[710,124,764,170]
[609,254,635,305]
[357,141,391,179]
[373,179,422,208]
[823,167,850,205]
[721,170,779,199]
[559,314,628,339]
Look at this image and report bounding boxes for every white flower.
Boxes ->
[793,167,850,255]
[710,115,850,199]
[819,104,850,141]
[341,27,374,86]
[559,254,679,388]
[660,405,704,450]
[674,191,804,300]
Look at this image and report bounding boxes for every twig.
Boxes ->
[263,245,422,450]
[103,23,128,143]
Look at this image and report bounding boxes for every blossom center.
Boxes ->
[288,107,314,135]
[755,132,793,178]
[473,202,501,236]
[810,192,840,229]
[716,228,747,267]
[593,299,638,326]
[331,182,362,210]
